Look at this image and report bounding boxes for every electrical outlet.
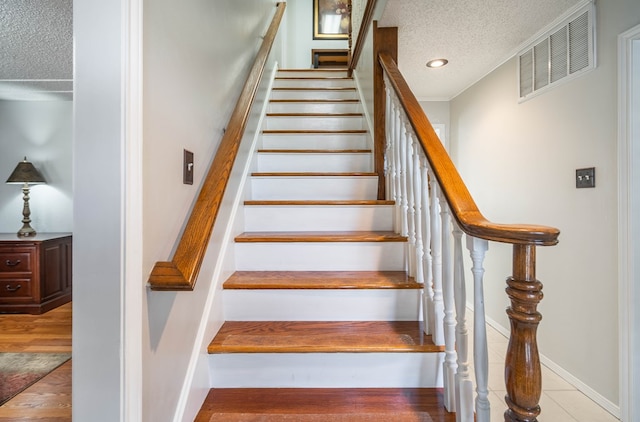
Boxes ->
[184,150,194,185]
[576,167,595,188]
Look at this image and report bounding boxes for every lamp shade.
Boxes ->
[6,157,46,184]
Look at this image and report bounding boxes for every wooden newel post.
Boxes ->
[504,244,543,422]
[373,23,397,200]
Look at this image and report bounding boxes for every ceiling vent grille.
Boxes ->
[518,3,595,100]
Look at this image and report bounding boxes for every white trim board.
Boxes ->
[618,23,640,422]
[123,0,144,419]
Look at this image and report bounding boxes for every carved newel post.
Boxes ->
[504,244,543,421]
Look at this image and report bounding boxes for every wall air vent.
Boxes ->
[518,2,595,101]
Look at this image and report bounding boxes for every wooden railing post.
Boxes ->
[373,23,397,200]
[505,244,543,422]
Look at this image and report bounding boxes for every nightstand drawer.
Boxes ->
[0,278,34,300]
[0,250,33,273]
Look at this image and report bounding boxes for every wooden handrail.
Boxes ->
[378,52,559,247]
[148,2,286,291]
[348,0,378,76]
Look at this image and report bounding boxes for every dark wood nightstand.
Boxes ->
[0,233,72,314]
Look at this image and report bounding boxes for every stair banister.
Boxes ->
[147,2,286,291]
[377,51,560,422]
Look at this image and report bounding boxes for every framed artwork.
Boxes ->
[313,0,350,40]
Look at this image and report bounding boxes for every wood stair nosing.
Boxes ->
[251,172,377,177]
[266,112,363,117]
[262,129,367,134]
[275,76,353,81]
[207,321,441,354]
[223,271,421,290]
[257,149,371,154]
[243,200,395,206]
[269,99,360,103]
[272,87,356,91]
[234,231,407,243]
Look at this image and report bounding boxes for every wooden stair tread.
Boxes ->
[244,200,394,205]
[275,77,353,81]
[251,172,376,177]
[195,388,456,421]
[272,87,356,91]
[262,129,367,134]
[266,113,363,117]
[278,69,347,72]
[224,271,421,289]
[208,321,441,354]
[270,99,359,103]
[235,231,407,243]
[257,149,370,153]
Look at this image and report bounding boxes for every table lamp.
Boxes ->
[5,157,47,237]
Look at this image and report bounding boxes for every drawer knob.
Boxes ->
[5,284,22,292]
[5,259,21,267]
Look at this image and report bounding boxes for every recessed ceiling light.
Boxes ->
[426,59,448,68]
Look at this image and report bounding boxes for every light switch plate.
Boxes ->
[184,150,194,185]
[576,167,595,188]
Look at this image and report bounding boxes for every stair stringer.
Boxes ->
[173,63,280,422]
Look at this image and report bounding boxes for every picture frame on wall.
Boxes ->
[313,0,350,40]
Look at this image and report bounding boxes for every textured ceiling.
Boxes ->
[0,0,73,101]
[379,0,583,100]
[0,0,583,102]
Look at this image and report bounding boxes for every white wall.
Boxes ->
[285,0,348,68]
[142,0,280,420]
[0,100,72,234]
[450,0,640,410]
[419,101,449,148]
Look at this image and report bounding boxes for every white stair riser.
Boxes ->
[235,242,406,271]
[264,116,364,130]
[244,205,393,231]
[268,102,361,114]
[261,133,369,150]
[270,89,357,101]
[224,289,421,321]
[209,353,444,388]
[250,177,378,200]
[257,153,371,173]
[274,79,354,89]
[277,71,348,78]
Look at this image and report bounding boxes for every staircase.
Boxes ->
[196,69,454,421]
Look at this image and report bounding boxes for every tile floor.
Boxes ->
[474,321,620,421]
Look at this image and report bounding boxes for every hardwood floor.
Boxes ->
[0,302,72,420]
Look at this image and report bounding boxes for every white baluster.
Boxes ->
[440,196,457,411]
[384,84,393,200]
[405,129,416,277]
[454,225,473,422]
[398,117,409,238]
[393,100,403,233]
[412,140,424,285]
[421,160,433,335]
[467,236,490,422]
[429,179,444,346]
